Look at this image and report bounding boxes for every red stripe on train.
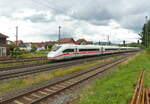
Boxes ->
[48,51,115,59]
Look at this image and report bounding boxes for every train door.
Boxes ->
[74,48,78,57]
[101,47,103,55]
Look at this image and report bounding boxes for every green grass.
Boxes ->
[19,52,47,58]
[0,59,49,67]
[77,51,150,104]
[0,56,118,95]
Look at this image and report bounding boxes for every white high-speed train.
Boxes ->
[47,44,139,60]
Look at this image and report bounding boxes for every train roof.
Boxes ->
[55,44,138,49]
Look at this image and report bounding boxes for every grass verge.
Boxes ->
[18,52,47,58]
[0,56,119,95]
[0,60,49,67]
[76,51,150,104]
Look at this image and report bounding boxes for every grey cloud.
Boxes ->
[23,13,51,23]
[120,13,148,32]
[48,0,150,31]
[1,0,150,32]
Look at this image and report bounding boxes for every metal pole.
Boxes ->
[107,35,109,45]
[58,26,61,44]
[16,26,18,46]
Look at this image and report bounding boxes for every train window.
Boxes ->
[63,49,74,53]
[105,48,118,50]
[51,46,61,51]
[79,49,99,52]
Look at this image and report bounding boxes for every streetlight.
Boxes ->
[58,26,61,44]
[16,26,18,46]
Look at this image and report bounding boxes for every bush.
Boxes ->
[30,45,37,52]
[10,48,30,58]
[46,44,53,51]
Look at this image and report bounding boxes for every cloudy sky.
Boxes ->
[0,0,149,43]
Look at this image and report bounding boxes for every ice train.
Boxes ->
[47,44,139,60]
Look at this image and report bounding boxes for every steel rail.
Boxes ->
[0,53,118,72]
[0,51,138,72]
[146,89,150,104]
[0,53,132,82]
[130,70,145,104]
[0,57,47,64]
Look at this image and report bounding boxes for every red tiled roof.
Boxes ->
[14,40,23,44]
[76,39,87,44]
[75,39,92,45]
[58,38,75,44]
[45,41,57,45]
[30,42,45,47]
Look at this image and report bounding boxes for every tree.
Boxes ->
[47,44,53,50]
[8,43,16,52]
[8,43,17,56]
[141,19,150,48]
[31,45,37,52]
[126,43,144,48]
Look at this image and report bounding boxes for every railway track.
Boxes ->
[130,70,150,104]
[0,57,47,64]
[0,52,130,104]
[146,88,150,104]
[0,53,127,72]
[0,53,129,82]
[0,52,138,72]
[130,70,145,104]
[0,61,50,72]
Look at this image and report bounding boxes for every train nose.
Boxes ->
[47,52,56,59]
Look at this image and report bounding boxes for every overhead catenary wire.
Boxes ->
[31,0,66,13]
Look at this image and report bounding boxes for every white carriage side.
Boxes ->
[47,44,139,60]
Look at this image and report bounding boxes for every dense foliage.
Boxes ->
[31,45,37,52]
[141,19,150,48]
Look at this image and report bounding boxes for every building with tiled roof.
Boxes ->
[0,33,8,47]
[30,42,46,51]
[0,33,8,57]
[76,39,93,45]
[58,38,76,44]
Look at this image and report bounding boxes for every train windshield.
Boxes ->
[51,46,61,51]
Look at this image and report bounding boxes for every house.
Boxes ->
[0,33,8,57]
[30,42,46,51]
[15,40,27,50]
[7,40,13,45]
[45,41,57,45]
[76,39,93,45]
[24,43,32,51]
[57,38,76,44]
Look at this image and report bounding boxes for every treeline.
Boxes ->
[140,18,150,48]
